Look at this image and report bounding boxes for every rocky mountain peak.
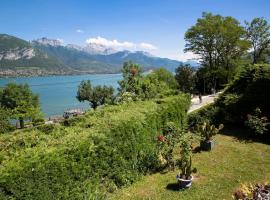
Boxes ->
[33,37,63,46]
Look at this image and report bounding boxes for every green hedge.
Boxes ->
[0,94,190,199]
[216,64,270,124]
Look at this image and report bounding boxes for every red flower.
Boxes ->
[158,135,165,142]
[130,67,138,76]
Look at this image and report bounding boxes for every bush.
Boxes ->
[0,94,190,199]
[216,64,270,125]
[188,104,223,127]
[245,108,269,135]
[0,108,14,134]
[36,124,56,134]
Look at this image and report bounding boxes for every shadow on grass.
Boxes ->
[192,146,202,154]
[166,183,179,191]
[221,125,270,145]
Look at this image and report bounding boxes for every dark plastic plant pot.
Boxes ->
[200,140,214,151]
[176,175,193,189]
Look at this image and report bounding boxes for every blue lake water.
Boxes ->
[0,74,122,117]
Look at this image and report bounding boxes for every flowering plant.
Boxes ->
[157,122,182,170]
[245,108,269,135]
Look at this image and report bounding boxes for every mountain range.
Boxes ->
[0,34,197,77]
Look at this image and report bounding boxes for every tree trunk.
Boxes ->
[19,118,24,129]
[253,51,257,64]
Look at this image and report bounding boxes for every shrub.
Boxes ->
[36,124,56,134]
[188,104,222,127]
[216,64,270,125]
[0,108,14,134]
[157,122,182,170]
[245,108,269,135]
[0,94,190,199]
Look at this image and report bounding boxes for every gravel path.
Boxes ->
[188,93,219,113]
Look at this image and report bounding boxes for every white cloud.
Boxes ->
[165,51,199,62]
[76,29,84,33]
[85,36,157,51]
[139,42,158,50]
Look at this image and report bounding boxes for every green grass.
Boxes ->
[110,132,270,200]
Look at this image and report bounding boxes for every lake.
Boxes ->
[0,74,122,117]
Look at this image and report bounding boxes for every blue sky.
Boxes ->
[0,0,270,61]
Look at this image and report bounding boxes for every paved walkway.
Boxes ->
[188,93,219,113]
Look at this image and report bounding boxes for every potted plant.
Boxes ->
[196,121,223,151]
[176,137,197,189]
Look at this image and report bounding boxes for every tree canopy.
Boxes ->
[245,17,270,64]
[185,12,250,89]
[118,61,143,97]
[0,83,42,128]
[175,64,196,93]
[77,80,114,109]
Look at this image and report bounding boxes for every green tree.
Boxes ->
[77,80,114,109]
[149,68,178,89]
[118,61,142,98]
[0,83,42,128]
[140,68,178,100]
[175,64,196,93]
[185,12,249,89]
[245,17,270,64]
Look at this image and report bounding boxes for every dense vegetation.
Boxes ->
[188,64,270,137]
[0,94,190,199]
[0,83,43,129]
[180,13,270,95]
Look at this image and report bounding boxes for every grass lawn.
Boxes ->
[110,131,270,200]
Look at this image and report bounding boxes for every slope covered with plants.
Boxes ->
[0,94,190,199]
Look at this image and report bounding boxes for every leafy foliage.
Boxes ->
[0,94,190,199]
[177,134,197,180]
[245,108,269,135]
[157,122,182,170]
[245,17,270,64]
[118,62,179,102]
[0,83,43,128]
[0,108,14,134]
[77,80,114,109]
[118,61,143,98]
[185,12,250,91]
[195,121,224,141]
[216,64,270,125]
[175,64,196,93]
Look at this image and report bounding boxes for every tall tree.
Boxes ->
[185,12,249,89]
[175,64,196,93]
[0,83,42,128]
[77,80,114,109]
[245,17,270,64]
[118,61,142,97]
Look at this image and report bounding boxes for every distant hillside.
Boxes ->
[0,34,185,76]
[0,34,67,76]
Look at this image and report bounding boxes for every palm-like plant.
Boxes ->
[196,121,224,141]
